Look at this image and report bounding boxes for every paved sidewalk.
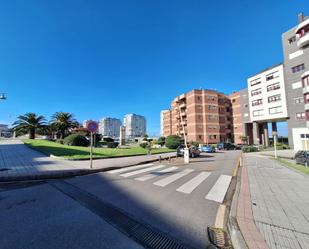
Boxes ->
[258,150,295,159]
[239,153,309,249]
[0,139,175,181]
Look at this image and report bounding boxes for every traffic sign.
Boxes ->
[86,121,99,133]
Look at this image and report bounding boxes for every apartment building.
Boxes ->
[229,89,252,144]
[123,113,146,139]
[162,89,232,144]
[247,64,288,146]
[98,117,122,138]
[160,110,171,137]
[282,13,309,150]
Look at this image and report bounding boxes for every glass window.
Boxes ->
[250,78,261,86]
[292,64,305,73]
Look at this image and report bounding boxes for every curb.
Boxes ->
[0,155,177,183]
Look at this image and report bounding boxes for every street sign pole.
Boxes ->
[90,132,93,168]
[86,120,99,169]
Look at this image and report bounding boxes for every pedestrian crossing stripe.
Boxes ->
[107,163,154,174]
[135,166,178,182]
[106,165,232,203]
[120,165,165,178]
[176,172,211,194]
[153,168,194,187]
[205,175,232,203]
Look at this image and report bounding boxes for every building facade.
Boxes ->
[98,117,122,138]
[123,114,146,139]
[282,13,309,150]
[160,110,170,137]
[162,89,232,144]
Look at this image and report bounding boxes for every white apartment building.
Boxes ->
[123,114,146,139]
[248,64,288,122]
[99,117,122,138]
[247,64,288,146]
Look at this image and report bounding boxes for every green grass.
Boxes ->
[23,139,175,160]
[277,158,309,176]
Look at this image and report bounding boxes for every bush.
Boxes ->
[165,135,182,149]
[157,137,165,146]
[107,142,119,148]
[63,134,89,147]
[242,146,259,153]
[191,141,199,147]
[56,139,64,144]
[140,142,150,149]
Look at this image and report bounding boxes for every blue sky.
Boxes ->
[0,1,308,136]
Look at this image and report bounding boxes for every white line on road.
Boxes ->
[176,172,211,194]
[120,165,165,178]
[107,163,154,174]
[135,166,178,181]
[153,169,194,187]
[205,175,232,203]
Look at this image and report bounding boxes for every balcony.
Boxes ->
[297,33,309,48]
[295,19,309,48]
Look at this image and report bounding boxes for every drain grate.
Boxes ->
[49,180,194,249]
[207,227,233,249]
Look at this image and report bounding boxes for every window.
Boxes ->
[305,94,309,104]
[197,96,201,101]
[208,105,216,110]
[252,99,263,106]
[266,71,279,81]
[250,78,261,86]
[302,75,309,87]
[288,36,296,44]
[253,109,263,117]
[269,106,283,114]
[206,95,216,101]
[198,135,202,140]
[267,82,280,92]
[296,112,305,120]
[268,94,281,103]
[251,88,262,96]
[244,104,248,108]
[208,115,218,120]
[292,64,305,73]
[294,97,304,104]
[232,99,236,103]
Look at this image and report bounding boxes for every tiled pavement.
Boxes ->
[0,139,175,181]
[244,154,309,249]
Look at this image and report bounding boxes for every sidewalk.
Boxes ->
[237,153,309,249]
[0,140,175,182]
[258,150,295,159]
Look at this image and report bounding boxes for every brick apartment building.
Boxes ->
[162,89,233,144]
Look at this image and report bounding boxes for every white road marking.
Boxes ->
[153,169,194,187]
[205,175,232,203]
[135,166,178,181]
[107,163,154,174]
[120,165,165,178]
[176,172,211,194]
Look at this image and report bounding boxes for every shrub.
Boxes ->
[140,142,150,149]
[191,141,199,147]
[242,146,259,153]
[56,139,64,144]
[157,137,165,146]
[107,142,119,148]
[63,134,89,147]
[165,135,182,149]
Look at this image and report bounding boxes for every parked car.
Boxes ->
[217,142,241,150]
[295,150,309,166]
[200,144,216,153]
[177,145,201,158]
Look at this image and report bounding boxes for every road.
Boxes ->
[0,150,241,249]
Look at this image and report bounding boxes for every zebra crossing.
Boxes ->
[106,163,232,203]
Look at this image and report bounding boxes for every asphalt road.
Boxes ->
[0,150,241,249]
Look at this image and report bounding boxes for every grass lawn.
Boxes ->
[277,158,309,176]
[23,139,175,160]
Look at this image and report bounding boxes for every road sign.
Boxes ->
[86,121,99,133]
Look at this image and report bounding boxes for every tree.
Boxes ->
[165,135,183,149]
[12,112,46,139]
[50,112,78,139]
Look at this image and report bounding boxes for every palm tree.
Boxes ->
[50,112,78,139]
[12,113,46,139]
